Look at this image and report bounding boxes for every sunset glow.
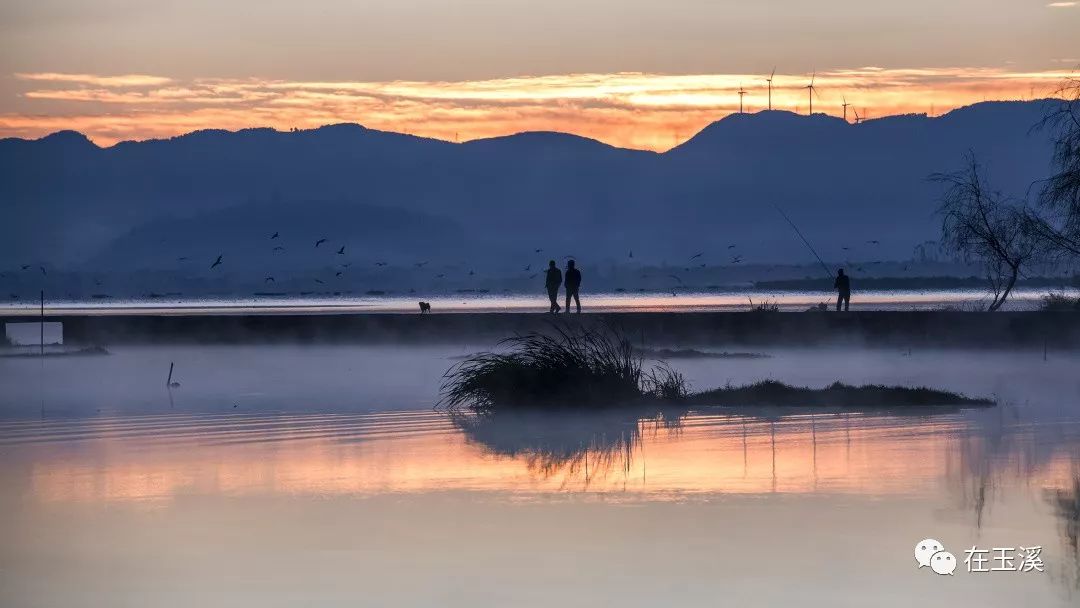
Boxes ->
[1,67,1074,151]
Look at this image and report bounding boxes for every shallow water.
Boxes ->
[1,345,1079,606]
[2,286,1078,316]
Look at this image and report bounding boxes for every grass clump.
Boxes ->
[687,380,991,408]
[1041,292,1080,311]
[439,323,687,412]
[440,326,993,412]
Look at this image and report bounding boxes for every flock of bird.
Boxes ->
[4,232,916,299]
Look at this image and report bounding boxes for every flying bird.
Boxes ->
[866,240,880,245]
[727,245,737,249]
[524,264,531,272]
[689,253,703,260]
[20,264,30,270]
[335,271,343,277]
[668,274,684,284]
[375,261,387,266]
[177,256,189,261]
[314,279,325,284]
[629,250,633,258]
[265,276,275,283]
[435,273,446,279]
[731,256,744,264]
[468,270,475,276]
[40,266,47,276]
[336,246,345,255]
[210,255,223,269]
[534,249,543,253]
[415,261,428,267]
[272,246,285,252]
[270,232,279,239]
[315,238,327,248]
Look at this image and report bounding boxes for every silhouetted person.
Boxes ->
[834,268,851,311]
[564,260,581,313]
[545,260,562,313]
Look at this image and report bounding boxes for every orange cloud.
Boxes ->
[1,67,1074,151]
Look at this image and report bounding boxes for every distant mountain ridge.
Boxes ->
[0,100,1061,278]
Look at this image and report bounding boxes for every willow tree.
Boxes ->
[932,155,1039,311]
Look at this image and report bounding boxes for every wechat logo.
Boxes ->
[915,539,956,576]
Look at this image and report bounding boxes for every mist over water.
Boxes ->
[1,342,1078,606]
[1,287,1077,317]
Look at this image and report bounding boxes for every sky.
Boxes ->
[0,0,1077,150]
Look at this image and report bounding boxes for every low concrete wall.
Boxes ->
[7,311,1078,348]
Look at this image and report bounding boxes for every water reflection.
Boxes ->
[3,404,1080,604]
[449,407,684,485]
[6,405,1076,503]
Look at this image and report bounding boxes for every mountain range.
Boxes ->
[0,101,1061,284]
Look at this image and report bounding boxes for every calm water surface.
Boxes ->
[1,345,1078,606]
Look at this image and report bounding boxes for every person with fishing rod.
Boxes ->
[773,204,853,312]
[834,268,851,312]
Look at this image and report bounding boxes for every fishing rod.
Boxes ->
[772,203,833,279]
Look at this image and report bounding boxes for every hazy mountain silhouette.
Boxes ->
[0,100,1058,273]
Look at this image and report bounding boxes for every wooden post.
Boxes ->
[167,362,175,386]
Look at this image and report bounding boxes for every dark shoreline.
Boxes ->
[4,310,1079,348]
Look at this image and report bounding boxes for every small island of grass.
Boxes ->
[439,324,992,412]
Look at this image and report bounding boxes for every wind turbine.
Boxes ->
[842,96,850,123]
[852,108,863,124]
[737,83,748,113]
[803,72,818,116]
[765,67,776,111]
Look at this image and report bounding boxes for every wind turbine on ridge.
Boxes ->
[737,83,748,113]
[765,67,776,111]
[842,97,850,123]
[803,72,818,116]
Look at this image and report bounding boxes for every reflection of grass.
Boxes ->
[441,324,993,412]
[449,407,684,479]
[687,380,992,407]
[1046,475,1080,589]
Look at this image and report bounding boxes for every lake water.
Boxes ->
[1,287,1078,316]
[1,344,1078,606]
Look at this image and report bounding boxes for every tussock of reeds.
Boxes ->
[1041,292,1080,311]
[439,323,686,412]
[439,324,991,411]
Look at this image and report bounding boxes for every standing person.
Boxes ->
[834,268,851,311]
[564,259,582,313]
[545,260,562,313]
